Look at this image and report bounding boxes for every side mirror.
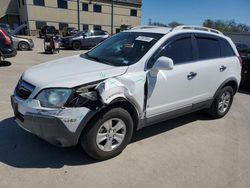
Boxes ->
[150,56,174,77]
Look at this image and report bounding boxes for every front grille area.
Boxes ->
[15,79,35,100]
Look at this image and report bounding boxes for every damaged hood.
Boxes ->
[22,55,128,89]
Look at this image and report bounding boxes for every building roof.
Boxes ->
[114,0,142,5]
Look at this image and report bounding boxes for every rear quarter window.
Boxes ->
[220,39,236,57]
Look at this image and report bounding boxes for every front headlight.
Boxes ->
[36,88,72,108]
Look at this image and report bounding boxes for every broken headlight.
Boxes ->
[66,85,99,108]
[36,88,73,108]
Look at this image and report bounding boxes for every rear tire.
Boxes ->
[72,41,81,50]
[208,86,234,118]
[18,41,30,51]
[80,108,134,160]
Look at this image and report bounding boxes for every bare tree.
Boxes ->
[203,19,250,32]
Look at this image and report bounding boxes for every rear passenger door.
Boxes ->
[191,34,231,104]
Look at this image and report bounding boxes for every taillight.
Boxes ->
[0,29,11,45]
[238,56,243,67]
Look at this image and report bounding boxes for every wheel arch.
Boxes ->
[76,97,140,144]
[214,77,239,99]
[71,40,82,49]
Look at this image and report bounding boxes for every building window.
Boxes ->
[82,3,88,11]
[94,25,102,30]
[59,23,68,31]
[33,0,45,6]
[36,21,47,29]
[83,24,89,31]
[22,0,25,5]
[18,0,21,7]
[93,4,102,13]
[57,0,68,9]
[130,9,137,17]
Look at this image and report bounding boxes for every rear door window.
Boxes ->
[196,36,220,60]
[94,31,105,36]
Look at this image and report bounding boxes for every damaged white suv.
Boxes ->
[11,26,241,160]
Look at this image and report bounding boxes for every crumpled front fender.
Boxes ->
[96,73,147,118]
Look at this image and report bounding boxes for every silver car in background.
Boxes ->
[3,24,34,51]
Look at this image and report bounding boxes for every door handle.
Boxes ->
[220,65,227,72]
[187,72,197,80]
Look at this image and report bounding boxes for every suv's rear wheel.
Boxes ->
[18,41,30,51]
[208,86,234,118]
[72,41,81,50]
[81,108,134,160]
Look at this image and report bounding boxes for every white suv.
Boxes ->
[11,25,242,160]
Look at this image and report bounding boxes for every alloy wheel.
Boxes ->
[218,91,231,113]
[96,118,126,152]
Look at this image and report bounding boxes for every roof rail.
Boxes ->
[131,25,170,30]
[173,25,223,35]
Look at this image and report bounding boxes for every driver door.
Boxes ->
[146,34,197,118]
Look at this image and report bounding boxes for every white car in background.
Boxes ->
[11,25,241,160]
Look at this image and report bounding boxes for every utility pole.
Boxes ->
[111,0,114,35]
[77,0,80,31]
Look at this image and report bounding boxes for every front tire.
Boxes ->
[81,108,134,160]
[18,41,30,51]
[208,86,234,118]
[72,41,81,50]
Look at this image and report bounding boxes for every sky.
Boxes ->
[142,0,250,26]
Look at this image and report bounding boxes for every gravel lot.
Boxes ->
[0,36,250,188]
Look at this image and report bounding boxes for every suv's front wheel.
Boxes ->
[208,86,234,118]
[72,41,81,50]
[81,108,134,160]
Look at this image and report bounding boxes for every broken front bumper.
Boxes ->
[10,95,94,147]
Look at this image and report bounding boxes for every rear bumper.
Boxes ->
[29,41,34,49]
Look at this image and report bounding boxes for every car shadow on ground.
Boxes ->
[0,61,11,67]
[0,111,210,168]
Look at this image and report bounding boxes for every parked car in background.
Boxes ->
[6,24,34,51]
[39,25,58,38]
[236,43,250,83]
[11,25,241,160]
[62,27,78,37]
[60,30,110,50]
[0,28,17,63]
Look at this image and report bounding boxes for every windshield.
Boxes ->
[82,32,164,66]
